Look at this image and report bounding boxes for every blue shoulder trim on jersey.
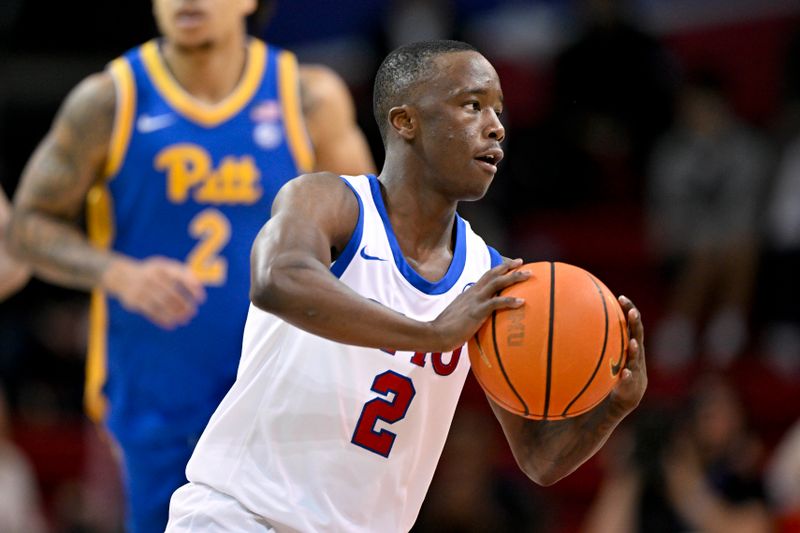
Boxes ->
[487,246,503,268]
[367,174,466,295]
[330,177,364,278]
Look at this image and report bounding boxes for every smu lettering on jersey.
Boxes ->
[83,38,313,445]
[184,174,504,532]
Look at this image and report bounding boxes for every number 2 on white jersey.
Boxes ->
[351,371,416,457]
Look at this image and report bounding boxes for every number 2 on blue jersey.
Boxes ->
[187,208,231,286]
[351,370,416,457]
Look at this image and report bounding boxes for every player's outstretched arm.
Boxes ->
[7,73,204,329]
[250,173,527,352]
[299,65,376,175]
[489,296,647,486]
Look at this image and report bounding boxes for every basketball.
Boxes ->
[468,262,628,420]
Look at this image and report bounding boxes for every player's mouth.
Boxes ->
[175,8,207,29]
[474,148,504,174]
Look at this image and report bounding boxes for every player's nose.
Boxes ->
[485,110,505,143]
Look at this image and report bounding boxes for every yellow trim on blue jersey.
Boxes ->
[86,183,115,249]
[85,289,109,423]
[84,184,115,422]
[104,58,136,178]
[140,39,267,127]
[278,51,314,173]
[88,55,129,421]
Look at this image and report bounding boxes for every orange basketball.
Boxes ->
[468,262,628,420]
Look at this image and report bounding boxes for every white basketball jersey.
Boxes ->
[183,174,502,532]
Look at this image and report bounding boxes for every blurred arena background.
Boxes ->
[2,0,800,531]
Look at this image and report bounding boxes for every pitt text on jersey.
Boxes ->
[156,144,262,206]
[155,143,262,286]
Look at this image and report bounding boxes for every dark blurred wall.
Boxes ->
[0,1,156,194]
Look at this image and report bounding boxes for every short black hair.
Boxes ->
[373,40,478,142]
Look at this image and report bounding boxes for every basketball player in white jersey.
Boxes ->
[166,40,647,532]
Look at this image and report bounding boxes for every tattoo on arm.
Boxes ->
[9,72,117,290]
[515,397,623,479]
[299,75,321,118]
[11,212,112,290]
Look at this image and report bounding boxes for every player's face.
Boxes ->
[153,0,256,49]
[413,51,505,201]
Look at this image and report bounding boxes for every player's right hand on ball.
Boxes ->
[429,258,529,352]
[103,256,206,329]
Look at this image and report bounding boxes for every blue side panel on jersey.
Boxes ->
[488,245,503,268]
[367,174,466,295]
[330,177,364,278]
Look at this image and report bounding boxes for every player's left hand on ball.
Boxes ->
[609,295,647,416]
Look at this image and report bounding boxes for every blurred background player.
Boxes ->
[646,71,771,371]
[6,0,374,531]
[583,374,770,533]
[765,416,800,532]
[0,384,47,533]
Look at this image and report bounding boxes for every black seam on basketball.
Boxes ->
[609,299,625,375]
[562,274,609,416]
[486,388,533,415]
[611,303,626,375]
[544,262,555,419]
[491,308,529,416]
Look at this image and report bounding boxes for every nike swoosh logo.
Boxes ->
[359,246,386,262]
[136,113,176,133]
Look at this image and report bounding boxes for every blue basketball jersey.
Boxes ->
[84,38,312,445]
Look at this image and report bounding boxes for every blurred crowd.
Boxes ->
[2,0,800,531]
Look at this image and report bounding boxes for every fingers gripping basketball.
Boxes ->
[468,262,628,420]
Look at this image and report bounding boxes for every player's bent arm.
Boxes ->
[250,173,526,352]
[6,73,204,328]
[299,65,376,175]
[7,72,118,291]
[250,172,439,351]
[490,297,648,486]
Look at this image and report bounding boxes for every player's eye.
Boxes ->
[465,101,480,111]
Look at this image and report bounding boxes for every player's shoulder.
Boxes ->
[63,70,116,119]
[53,70,116,144]
[282,171,350,192]
[298,64,347,90]
[273,172,362,244]
[297,64,352,109]
[276,172,360,210]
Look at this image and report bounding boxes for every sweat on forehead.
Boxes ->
[372,40,479,140]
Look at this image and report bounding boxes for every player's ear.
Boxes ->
[242,0,258,17]
[388,105,416,141]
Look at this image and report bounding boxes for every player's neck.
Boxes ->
[377,165,459,254]
[160,33,249,105]
[378,173,458,281]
